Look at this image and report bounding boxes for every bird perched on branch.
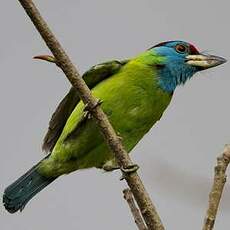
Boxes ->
[3,40,226,213]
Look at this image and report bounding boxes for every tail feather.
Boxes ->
[3,163,57,213]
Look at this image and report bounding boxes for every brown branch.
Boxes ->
[202,144,230,230]
[123,189,148,230]
[17,1,164,229]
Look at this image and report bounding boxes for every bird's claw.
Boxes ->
[83,111,92,120]
[120,164,140,180]
[121,164,140,173]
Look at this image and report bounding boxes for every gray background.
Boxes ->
[1,0,230,229]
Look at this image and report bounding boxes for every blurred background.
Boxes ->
[1,0,229,229]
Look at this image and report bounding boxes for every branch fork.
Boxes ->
[202,145,230,230]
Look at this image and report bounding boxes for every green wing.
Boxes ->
[42,60,128,153]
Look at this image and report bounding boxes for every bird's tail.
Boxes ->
[3,158,57,213]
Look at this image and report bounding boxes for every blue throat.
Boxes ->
[151,46,198,93]
[157,62,197,92]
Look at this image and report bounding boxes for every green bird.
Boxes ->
[3,41,226,213]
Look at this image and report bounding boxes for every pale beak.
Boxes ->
[186,54,227,69]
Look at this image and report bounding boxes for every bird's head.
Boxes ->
[149,40,226,93]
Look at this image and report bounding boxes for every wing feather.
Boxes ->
[42,60,128,153]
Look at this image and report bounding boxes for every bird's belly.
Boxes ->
[74,104,166,170]
[75,88,171,170]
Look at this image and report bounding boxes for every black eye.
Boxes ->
[175,44,187,54]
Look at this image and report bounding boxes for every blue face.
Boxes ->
[150,41,200,93]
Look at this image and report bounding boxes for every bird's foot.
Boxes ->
[120,164,140,180]
[121,164,140,173]
[83,111,92,120]
[84,99,103,112]
[102,161,139,179]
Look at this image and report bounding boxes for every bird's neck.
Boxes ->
[133,51,197,93]
[135,50,198,93]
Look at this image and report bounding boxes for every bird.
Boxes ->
[3,40,226,213]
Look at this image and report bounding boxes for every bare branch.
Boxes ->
[17,1,164,229]
[202,144,230,230]
[123,189,148,230]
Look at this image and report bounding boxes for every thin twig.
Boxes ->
[17,1,164,229]
[123,189,148,230]
[202,144,230,230]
